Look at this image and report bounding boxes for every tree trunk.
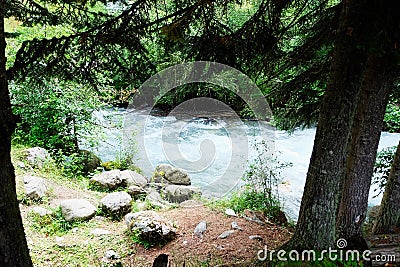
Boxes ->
[372,141,400,234]
[0,2,33,266]
[336,53,392,250]
[282,0,367,251]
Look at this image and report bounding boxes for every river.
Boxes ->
[83,108,400,221]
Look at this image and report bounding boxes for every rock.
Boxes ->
[31,206,52,217]
[23,147,50,168]
[225,208,237,217]
[91,228,111,236]
[60,199,96,222]
[164,185,201,203]
[91,170,148,190]
[194,221,207,238]
[100,191,132,217]
[77,150,102,174]
[94,215,107,221]
[145,190,169,209]
[104,250,119,260]
[249,235,263,241]
[55,236,65,245]
[127,185,147,199]
[179,199,203,208]
[125,211,176,245]
[218,230,234,239]
[153,164,191,185]
[231,221,242,231]
[121,170,147,188]
[242,209,267,225]
[148,183,164,191]
[90,170,123,190]
[23,175,47,200]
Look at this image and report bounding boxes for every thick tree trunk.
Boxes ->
[336,54,392,250]
[282,0,367,251]
[372,141,400,234]
[0,3,33,266]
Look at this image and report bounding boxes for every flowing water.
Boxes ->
[83,108,400,220]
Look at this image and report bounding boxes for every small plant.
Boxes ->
[128,228,154,249]
[210,140,291,224]
[28,207,83,236]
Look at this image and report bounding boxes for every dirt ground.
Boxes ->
[128,203,292,266]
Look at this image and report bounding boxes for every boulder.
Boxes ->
[90,170,123,190]
[153,164,191,185]
[164,185,201,203]
[120,170,147,188]
[90,170,147,190]
[23,175,47,200]
[23,147,50,168]
[127,185,147,199]
[125,211,176,244]
[145,190,169,209]
[100,191,132,216]
[60,199,96,222]
[78,150,102,174]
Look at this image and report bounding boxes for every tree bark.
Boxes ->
[372,141,400,234]
[336,53,392,250]
[0,2,33,266]
[282,0,367,250]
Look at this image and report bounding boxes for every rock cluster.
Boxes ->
[21,150,202,248]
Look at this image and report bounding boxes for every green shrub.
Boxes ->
[372,146,396,197]
[28,207,83,236]
[383,102,400,133]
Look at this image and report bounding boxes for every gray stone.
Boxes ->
[225,208,237,217]
[31,206,52,217]
[60,199,96,222]
[153,164,191,185]
[104,250,119,259]
[194,221,207,238]
[231,221,242,231]
[249,235,263,241]
[145,190,170,209]
[100,191,132,216]
[148,183,164,192]
[121,170,147,188]
[179,199,203,208]
[91,170,148,190]
[127,185,147,198]
[24,175,47,200]
[23,147,50,168]
[218,230,234,239]
[91,228,111,236]
[90,170,123,190]
[164,185,201,203]
[125,211,176,244]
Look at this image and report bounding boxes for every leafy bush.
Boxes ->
[212,141,291,221]
[383,102,400,133]
[11,79,104,153]
[372,146,396,197]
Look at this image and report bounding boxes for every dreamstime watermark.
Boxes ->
[257,238,397,263]
[123,61,275,197]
